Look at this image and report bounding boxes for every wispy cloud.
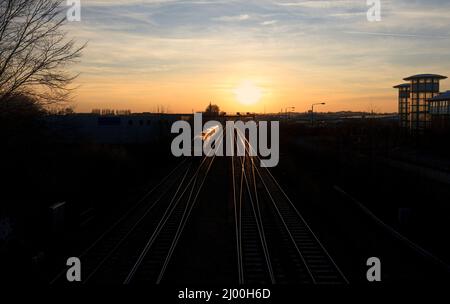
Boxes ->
[261,20,278,25]
[345,31,450,39]
[68,0,450,113]
[213,14,250,22]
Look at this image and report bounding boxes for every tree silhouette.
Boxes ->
[0,0,85,105]
[205,103,220,114]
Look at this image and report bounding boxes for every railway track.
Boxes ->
[50,159,190,284]
[50,126,347,285]
[232,129,348,284]
[50,150,218,284]
[124,155,216,284]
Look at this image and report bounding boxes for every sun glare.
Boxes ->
[234,81,262,105]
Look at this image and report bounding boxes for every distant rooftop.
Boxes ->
[403,74,447,81]
[429,91,450,102]
[393,83,410,89]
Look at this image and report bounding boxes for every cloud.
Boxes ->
[261,20,278,25]
[213,14,250,22]
[67,0,450,112]
[274,0,358,9]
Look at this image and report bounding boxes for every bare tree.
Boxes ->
[205,103,220,114]
[0,0,85,105]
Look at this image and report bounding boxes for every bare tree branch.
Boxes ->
[0,0,85,105]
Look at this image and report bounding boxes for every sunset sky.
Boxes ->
[68,0,450,114]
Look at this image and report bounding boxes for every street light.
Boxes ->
[311,102,326,127]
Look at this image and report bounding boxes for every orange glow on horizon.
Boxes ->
[73,69,400,114]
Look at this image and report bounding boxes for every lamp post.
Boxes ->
[311,102,326,127]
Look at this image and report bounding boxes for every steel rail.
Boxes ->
[124,155,211,284]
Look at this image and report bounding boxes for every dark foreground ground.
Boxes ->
[1,118,450,285]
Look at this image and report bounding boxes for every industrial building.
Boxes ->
[45,113,185,144]
[394,74,448,132]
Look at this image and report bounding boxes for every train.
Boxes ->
[195,125,220,142]
[193,124,221,159]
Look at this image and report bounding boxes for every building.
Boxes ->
[393,83,410,128]
[429,91,450,131]
[394,74,448,132]
[45,113,185,144]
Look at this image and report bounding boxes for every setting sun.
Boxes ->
[233,81,263,106]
